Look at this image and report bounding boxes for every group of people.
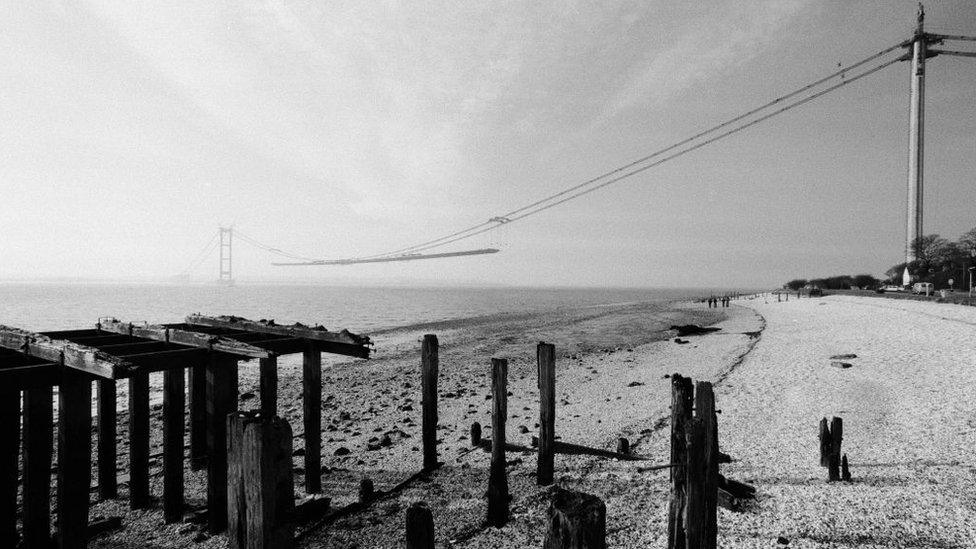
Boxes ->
[706,296,731,308]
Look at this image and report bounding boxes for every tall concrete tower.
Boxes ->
[905,3,926,264]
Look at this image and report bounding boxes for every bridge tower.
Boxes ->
[219,226,234,285]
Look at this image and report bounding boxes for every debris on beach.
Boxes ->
[830,353,858,359]
[830,361,853,369]
[670,324,722,337]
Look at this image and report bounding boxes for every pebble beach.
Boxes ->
[84,294,976,548]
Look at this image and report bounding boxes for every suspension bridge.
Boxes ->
[179,6,974,284]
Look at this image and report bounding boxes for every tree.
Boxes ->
[785,279,807,291]
[852,274,880,289]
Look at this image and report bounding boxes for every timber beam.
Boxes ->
[0,325,135,379]
[184,314,372,358]
[98,319,272,359]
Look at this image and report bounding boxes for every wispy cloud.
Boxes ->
[602,0,814,120]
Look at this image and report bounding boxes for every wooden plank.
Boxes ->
[0,362,63,390]
[128,372,150,509]
[189,365,207,470]
[828,417,843,482]
[260,356,278,417]
[23,386,53,549]
[57,377,91,549]
[97,379,118,499]
[667,374,694,549]
[242,415,294,549]
[0,325,134,379]
[302,344,322,494]
[695,381,718,549]
[99,319,271,359]
[0,387,19,548]
[487,358,509,527]
[421,334,439,471]
[207,355,238,533]
[226,412,247,549]
[683,417,707,549]
[819,418,830,467]
[537,342,556,486]
[163,367,185,523]
[185,314,372,349]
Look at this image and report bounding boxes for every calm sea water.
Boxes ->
[0,283,710,333]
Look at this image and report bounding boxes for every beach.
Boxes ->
[84,294,976,548]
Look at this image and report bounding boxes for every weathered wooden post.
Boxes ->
[302,342,322,494]
[828,417,843,482]
[163,366,186,523]
[841,454,851,481]
[684,418,707,549]
[694,381,719,548]
[207,355,239,532]
[667,374,694,549]
[543,487,606,549]
[23,385,53,549]
[537,342,556,486]
[189,364,208,470]
[359,478,375,503]
[616,438,630,456]
[487,358,509,527]
[259,356,278,417]
[227,412,295,549]
[58,377,92,549]
[405,502,435,549]
[470,422,482,447]
[818,418,830,466]
[128,371,150,509]
[96,379,118,499]
[422,334,439,471]
[0,387,19,548]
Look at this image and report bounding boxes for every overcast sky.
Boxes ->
[2,1,974,287]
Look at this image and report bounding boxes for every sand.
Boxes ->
[84,294,976,548]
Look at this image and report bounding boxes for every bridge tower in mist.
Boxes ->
[219,226,234,285]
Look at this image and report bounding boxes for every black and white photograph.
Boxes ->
[1,1,975,547]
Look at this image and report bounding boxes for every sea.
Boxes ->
[0,283,715,334]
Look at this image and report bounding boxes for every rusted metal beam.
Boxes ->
[98,319,272,359]
[0,325,134,379]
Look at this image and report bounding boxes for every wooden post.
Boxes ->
[207,355,239,533]
[667,374,694,549]
[128,371,150,509]
[0,388,19,548]
[57,378,92,549]
[302,343,322,494]
[694,381,718,549]
[684,418,707,549]
[470,422,482,447]
[228,413,295,549]
[189,364,208,470]
[405,502,435,549]
[259,356,278,417]
[227,412,247,549]
[487,358,509,527]
[543,487,607,549]
[818,418,830,467]
[358,478,374,503]
[537,342,556,486]
[96,379,118,499]
[421,334,439,471]
[828,416,843,482]
[163,366,186,523]
[841,454,851,481]
[616,438,630,456]
[23,386,53,549]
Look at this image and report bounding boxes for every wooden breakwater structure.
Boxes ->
[0,315,371,549]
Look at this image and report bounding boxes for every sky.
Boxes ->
[1,1,974,287]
